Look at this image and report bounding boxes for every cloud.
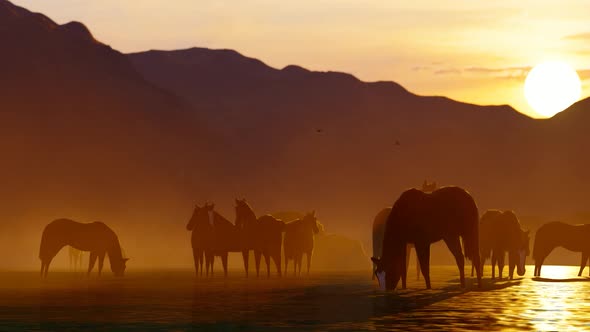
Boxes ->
[412,66,431,72]
[426,65,531,79]
[562,32,590,40]
[434,68,461,75]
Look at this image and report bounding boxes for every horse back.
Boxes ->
[41,219,117,253]
[392,186,478,242]
[535,222,590,254]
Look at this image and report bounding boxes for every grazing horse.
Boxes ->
[533,222,590,277]
[371,186,482,290]
[186,204,214,277]
[284,211,320,276]
[372,207,420,287]
[39,219,129,277]
[475,210,529,280]
[235,199,285,277]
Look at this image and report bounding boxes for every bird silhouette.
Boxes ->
[394,140,400,146]
[316,129,324,134]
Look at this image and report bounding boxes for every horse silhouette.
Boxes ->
[533,221,590,277]
[235,199,285,277]
[474,210,529,280]
[39,219,129,277]
[284,211,320,276]
[205,204,245,277]
[372,207,420,287]
[371,186,482,290]
[186,203,214,276]
[234,198,262,277]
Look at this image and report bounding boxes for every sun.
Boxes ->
[524,61,581,118]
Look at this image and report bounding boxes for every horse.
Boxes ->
[284,211,320,276]
[234,198,262,277]
[39,219,129,277]
[186,203,214,277]
[235,199,285,277]
[206,204,245,277]
[475,210,529,280]
[533,221,590,277]
[372,207,420,287]
[371,186,482,290]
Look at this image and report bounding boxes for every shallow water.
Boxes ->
[0,266,589,331]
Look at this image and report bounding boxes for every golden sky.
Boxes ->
[14,0,590,118]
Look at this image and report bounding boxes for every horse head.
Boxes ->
[371,257,386,290]
[112,257,130,277]
[186,204,202,231]
[235,198,256,228]
[303,211,320,234]
[371,240,406,290]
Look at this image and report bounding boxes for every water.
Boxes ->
[0,266,589,331]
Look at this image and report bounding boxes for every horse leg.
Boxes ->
[274,253,282,278]
[444,237,465,288]
[535,255,547,277]
[285,258,289,277]
[403,245,410,288]
[254,251,262,278]
[306,251,312,275]
[415,243,431,289]
[497,251,505,280]
[414,253,420,280]
[98,252,106,277]
[264,253,271,278]
[508,251,516,280]
[192,248,200,277]
[242,250,250,278]
[296,253,302,276]
[579,252,588,276]
[199,250,204,277]
[88,252,98,276]
[491,251,497,279]
[221,253,228,278]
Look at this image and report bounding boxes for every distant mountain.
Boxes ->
[0,0,216,228]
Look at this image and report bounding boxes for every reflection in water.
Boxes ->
[0,266,589,330]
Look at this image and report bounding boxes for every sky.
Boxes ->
[14,0,590,118]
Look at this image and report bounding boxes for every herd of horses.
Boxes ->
[37,185,590,292]
[371,186,590,290]
[38,199,321,278]
[186,199,320,277]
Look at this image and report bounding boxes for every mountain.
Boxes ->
[0,0,220,261]
[2,0,590,268]
[128,47,590,244]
